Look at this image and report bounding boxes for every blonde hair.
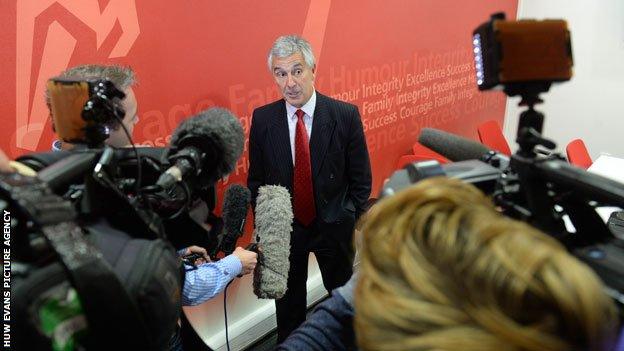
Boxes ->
[355,177,617,351]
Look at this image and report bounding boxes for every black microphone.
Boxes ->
[219,184,251,256]
[252,185,293,299]
[157,108,244,192]
[418,128,491,162]
[418,128,510,169]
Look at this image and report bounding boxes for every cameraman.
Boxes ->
[40,65,259,348]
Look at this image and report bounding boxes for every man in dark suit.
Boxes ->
[247,35,372,342]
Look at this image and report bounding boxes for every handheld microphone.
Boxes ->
[157,108,244,192]
[219,184,251,256]
[252,185,293,299]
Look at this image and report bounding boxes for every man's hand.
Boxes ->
[181,245,210,265]
[233,246,258,275]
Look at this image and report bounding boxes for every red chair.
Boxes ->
[412,142,449,164]
[477,120,511,156]
[566,139,592,169]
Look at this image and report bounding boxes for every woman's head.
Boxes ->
[355,177,617,351]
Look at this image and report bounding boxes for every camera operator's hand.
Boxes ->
[233,247,257,275]
[181,245,210,265]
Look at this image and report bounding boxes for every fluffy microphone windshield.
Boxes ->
[220,184,251,256]
[418,127,491,162]
[170,107,244,181]
[253,185,293,299]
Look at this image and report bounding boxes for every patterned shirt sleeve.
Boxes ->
[181,254,242,306]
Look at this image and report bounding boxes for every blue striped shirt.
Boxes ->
[181,254,242,306]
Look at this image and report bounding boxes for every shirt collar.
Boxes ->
[286,90,316,120]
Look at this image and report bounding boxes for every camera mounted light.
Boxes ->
[472,12,573,105]
[47,78,126,148]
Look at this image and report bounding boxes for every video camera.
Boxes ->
[382,13,624,306]
[3,75,245,350]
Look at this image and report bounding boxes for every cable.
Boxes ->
[224,281,234,351]
[168,182,192,219]
[112,114,156,217]
[114,117,142,197]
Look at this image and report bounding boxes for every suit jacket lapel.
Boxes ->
[268,101,294,178]
[309,93,336,177]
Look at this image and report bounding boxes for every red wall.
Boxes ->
[0,0,517,217]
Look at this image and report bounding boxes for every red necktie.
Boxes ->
[293,109,316,225]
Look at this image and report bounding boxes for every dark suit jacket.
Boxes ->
[247,92,372,234]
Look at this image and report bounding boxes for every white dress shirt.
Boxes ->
[285,91,317,164]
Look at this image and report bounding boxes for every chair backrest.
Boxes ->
[411,142,449,164]
[566,138,593,169]
[477,120,512,156]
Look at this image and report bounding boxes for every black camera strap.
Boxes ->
[1,173,152,350]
